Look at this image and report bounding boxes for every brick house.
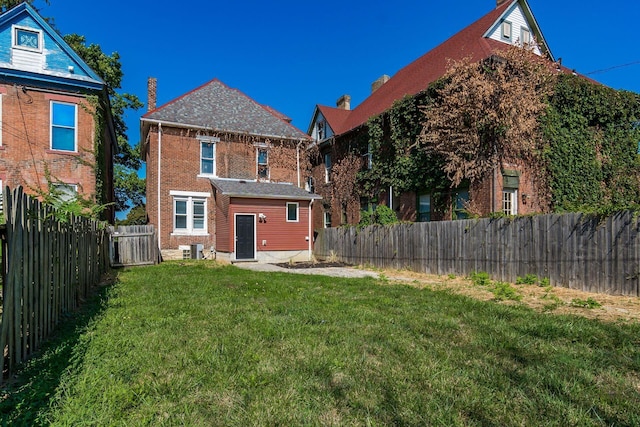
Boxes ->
[141,78,320,261]
[0,3,116,220]
[308,0,559,230]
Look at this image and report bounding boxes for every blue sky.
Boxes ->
[35,0,640,150]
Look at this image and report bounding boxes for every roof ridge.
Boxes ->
[331,0,521,135]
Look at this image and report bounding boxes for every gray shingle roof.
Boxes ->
[211,179,321,200]
[143,79,309,140]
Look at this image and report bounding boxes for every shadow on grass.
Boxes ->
[0,271,119,426]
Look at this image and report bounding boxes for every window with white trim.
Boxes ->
[51,102,77,152]
[323,211,331,228]
[257,148,269,179]
[502,21,512,40]
[286,202,299,222]
[503,189,518,215]
[200,139,216,176]
[173,196,207,234]
[520,27,531,45]
[324,152,332,183]
[13,26,42,52]
[0,179,3,214]
[52,183,78,202]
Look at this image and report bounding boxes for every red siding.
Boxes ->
[229,198,311,252]
[215,193,231,252]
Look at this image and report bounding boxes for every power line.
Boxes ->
[585,60,640,75]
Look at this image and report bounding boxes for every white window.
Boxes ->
[502,21,512,40]
[503,189,518,215]
[170,191,209,235]
[286,202,299,222]
[324,153,332,183]
[305,176,315,193]
[52,183,78,202]
[520,27,531,45]
[13,26,42,52]
[257,148,269,179]
[50,102,77,152]
[200,138,217,176]
[323,211,331,228]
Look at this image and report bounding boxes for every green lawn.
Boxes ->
[2,261,640,426]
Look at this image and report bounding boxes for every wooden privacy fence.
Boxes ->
[315,211,640,296]
[0,186,110,381]
[109,225,159,267]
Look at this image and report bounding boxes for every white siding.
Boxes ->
[11,48,45,72]
[486,3,542,56]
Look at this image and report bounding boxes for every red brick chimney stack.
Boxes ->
[147,77,157,112]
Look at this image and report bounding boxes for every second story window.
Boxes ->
[501,21,512,41]
[13,26,41,52]
[317,120,326,141]
[324,153,332,183]
[200,139,217,176]
[51,102,77,152]
[257,148,269,179]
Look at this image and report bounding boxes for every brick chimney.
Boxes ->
[371,74,390,93]
[336,94,351,110]
[147,77,157,112]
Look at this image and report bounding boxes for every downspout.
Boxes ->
[308,199,314,261]
[157,123,163,249]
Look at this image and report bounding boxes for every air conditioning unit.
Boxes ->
[191,244,204,260]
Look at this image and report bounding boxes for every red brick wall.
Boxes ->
[145,124,303,250]
[0,84,98,200]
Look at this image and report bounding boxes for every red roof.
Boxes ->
[323,0,517,136]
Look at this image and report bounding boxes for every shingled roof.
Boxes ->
[142,79,309,140]
[319,0,552,136]
[211,179,321,200]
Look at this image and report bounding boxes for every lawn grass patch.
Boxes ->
[2,261,640,426]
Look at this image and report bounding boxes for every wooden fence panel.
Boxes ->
[0,186,110,382]
[315,212,640,296]
[109,225,159,267]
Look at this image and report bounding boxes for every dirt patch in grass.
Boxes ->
[370,268,640,324]
[275,261,351,269]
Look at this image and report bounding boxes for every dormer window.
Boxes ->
[501,21,512,40]
[317,120,326,141]
[520,27,531,45]
[13,26,41,52]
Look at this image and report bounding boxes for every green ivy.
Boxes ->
[542,75,640,214]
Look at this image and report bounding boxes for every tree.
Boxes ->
[116,204,147,226]
[419,45,555,187]
[62,34,144,213]
[0,0,47,11]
